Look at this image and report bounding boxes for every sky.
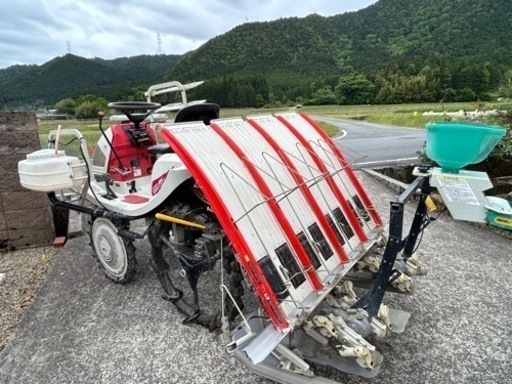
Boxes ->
[0,0,378,69]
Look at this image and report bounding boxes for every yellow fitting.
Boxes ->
[155,213,206,230]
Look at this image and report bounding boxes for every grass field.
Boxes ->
[222,100,510,127]
[39,100,509,151]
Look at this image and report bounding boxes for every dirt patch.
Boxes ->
[0,247,59,351]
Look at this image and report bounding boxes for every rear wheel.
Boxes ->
[89,217,136,283]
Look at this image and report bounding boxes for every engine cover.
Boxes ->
[106,122,157,182]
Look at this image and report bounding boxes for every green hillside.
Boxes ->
[334,0,512,70]
[169,0,512,106]
[170,14,341,80]
[2,0,512,109]
[93,54,180,83]
[0,64,37,86]
[171,0,512,79]
[0,54,180,108]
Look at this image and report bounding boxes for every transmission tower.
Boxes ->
[66,41,71,54]
[157,32,162,54]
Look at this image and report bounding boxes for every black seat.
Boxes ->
[148,103,220,156]
[174,103,220,125]
[147,143,174,155]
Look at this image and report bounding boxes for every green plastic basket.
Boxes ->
[426,121,506,172]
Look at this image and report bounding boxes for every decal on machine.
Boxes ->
[152,171,168,195]
[435,175,480,205]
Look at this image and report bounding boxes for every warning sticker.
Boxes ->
[495,217,512,227]
[435,175,480,206]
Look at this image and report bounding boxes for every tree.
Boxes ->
[54,98,76,116]
[335,73,374,104]
[75,101,102,119]
[498,70,512,98]
[455,87,476,102]
[402,74,437,102]
[255,94,265,108]
[308,86,337,105]
[76,94,108,111]
[493,110,512,163]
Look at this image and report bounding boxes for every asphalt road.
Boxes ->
[315,117,427,169]
[1,172,510,384]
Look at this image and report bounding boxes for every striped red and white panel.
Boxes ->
[160,121,319,329]
[159,113,382,330]
[211,118,349,284]
[248,114,369,256]
[276,113,383,237]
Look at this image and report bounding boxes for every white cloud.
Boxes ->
[0,0,377,68]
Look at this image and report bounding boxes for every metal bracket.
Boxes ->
[351,176,432,317]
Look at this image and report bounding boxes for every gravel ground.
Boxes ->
[0,247,59,351]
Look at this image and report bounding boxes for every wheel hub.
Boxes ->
[97,235,114,262]
[91,218,128,278]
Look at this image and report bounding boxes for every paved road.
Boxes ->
[1,173,510,384]
[315,117,426,169]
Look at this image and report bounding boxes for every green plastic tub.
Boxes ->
[426,121,506,172]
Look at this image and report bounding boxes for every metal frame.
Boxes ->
[352,176,432,317]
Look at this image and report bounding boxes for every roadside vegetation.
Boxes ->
[222,100,511,126]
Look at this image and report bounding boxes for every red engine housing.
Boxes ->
[107,122,157,182]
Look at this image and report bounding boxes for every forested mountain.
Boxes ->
[2,0,512,109]
[170,0,512,106]
[93,54,181,83]
[0,64,37,87]
[0,54,180,108]
[332,0,512,71]
[171,0,512,79]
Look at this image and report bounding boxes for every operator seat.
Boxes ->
[147,103,220,155]
[174,103,220,125]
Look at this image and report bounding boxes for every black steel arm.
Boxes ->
[47,192,132,222]
[351,176,432,317]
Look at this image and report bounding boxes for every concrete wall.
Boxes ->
[0,112,55,251]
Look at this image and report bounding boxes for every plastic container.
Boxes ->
[426,121,506,172]
[486,200,512,230]
[18,149,86,192]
